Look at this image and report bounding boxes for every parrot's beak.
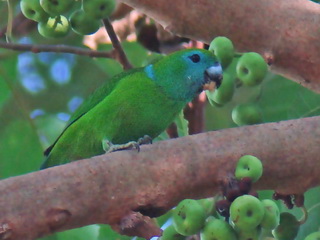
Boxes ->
[203,63,223,91]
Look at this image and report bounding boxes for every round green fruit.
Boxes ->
[232,103,263,126]
[83,0,116,19]
[235,226,261,240]
[260,199,280,230]
[235,155,263,183]
[230,195,265,230]
[20,0,49,22]
[40,0,75,16]
[304,231,320,240]
[38,15,70,38]
[206,72,235,105]
[69,10,101,35]
[172,199,206,236]
[236,52,268,86]
[201,218,237,240]
[209,36,234,69]
[161,225,184,240]
[197,198,216,217]
[272,212,300,240]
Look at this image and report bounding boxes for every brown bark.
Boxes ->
[0,116,319,240]
[184,95,206,134]
[120,0,320,93]
[102,18,133,69]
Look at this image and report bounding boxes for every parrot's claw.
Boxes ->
[103,140,140,153]
[103,135,152,153]
[137,135,153,145]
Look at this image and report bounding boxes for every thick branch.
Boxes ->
[0,116,319,240]
[0,42,113,58]
[120,0,320,93]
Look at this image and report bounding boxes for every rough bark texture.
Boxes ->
[0,116,319,240]
[120,0,320,93]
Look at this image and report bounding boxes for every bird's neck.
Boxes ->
[144,63,196,102]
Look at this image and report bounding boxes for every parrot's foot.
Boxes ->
[103,135,153,153]
[137,135,153,145]
[103,140,140,153]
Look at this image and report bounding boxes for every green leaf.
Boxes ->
[290,187,320,239]
[38,225,100,240]
[56,225,99,240]
[0,71,11,111]
[98,225,132,240]
[97,41,149,70]
[122,41,149,67]
[95,56,124,79]
[154,130,170,142]
[174,110,189,137]
[0,120,43,178]
[0,55,17,110]
[258,75,320,122]
[34,114,67,149]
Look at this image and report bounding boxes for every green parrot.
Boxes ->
[41,48,223,169]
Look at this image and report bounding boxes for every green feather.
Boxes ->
[41,48,222,169]
[43,68,141,157]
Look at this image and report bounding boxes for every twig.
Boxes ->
[166,123,178,138]
[102,18,132,69]
[0,116,319,240]
[0,41,114,58]
[5,0,14,42]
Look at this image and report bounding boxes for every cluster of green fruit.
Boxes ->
[206,36,267,127]
[20,0,116,38]
[160,155,307,240]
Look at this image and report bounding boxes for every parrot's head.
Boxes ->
[150,48,223,102]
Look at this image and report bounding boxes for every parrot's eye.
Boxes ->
[189,54,200,63]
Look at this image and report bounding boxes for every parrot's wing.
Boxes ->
[66,68,141,125]
[44,68,142,157]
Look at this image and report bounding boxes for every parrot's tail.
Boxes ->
[39,156,51,170]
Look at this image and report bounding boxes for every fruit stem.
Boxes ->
[299,205,308,225]
[5,0,13,42]
[307,202,320,213]
[102,18,132,70]
[234,52,243,57]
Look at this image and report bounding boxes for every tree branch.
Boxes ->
[102,18,132,69]
[0,41,114,58]
[0,116,319,240]
[120,0,320,93]
[184,93,207,134]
